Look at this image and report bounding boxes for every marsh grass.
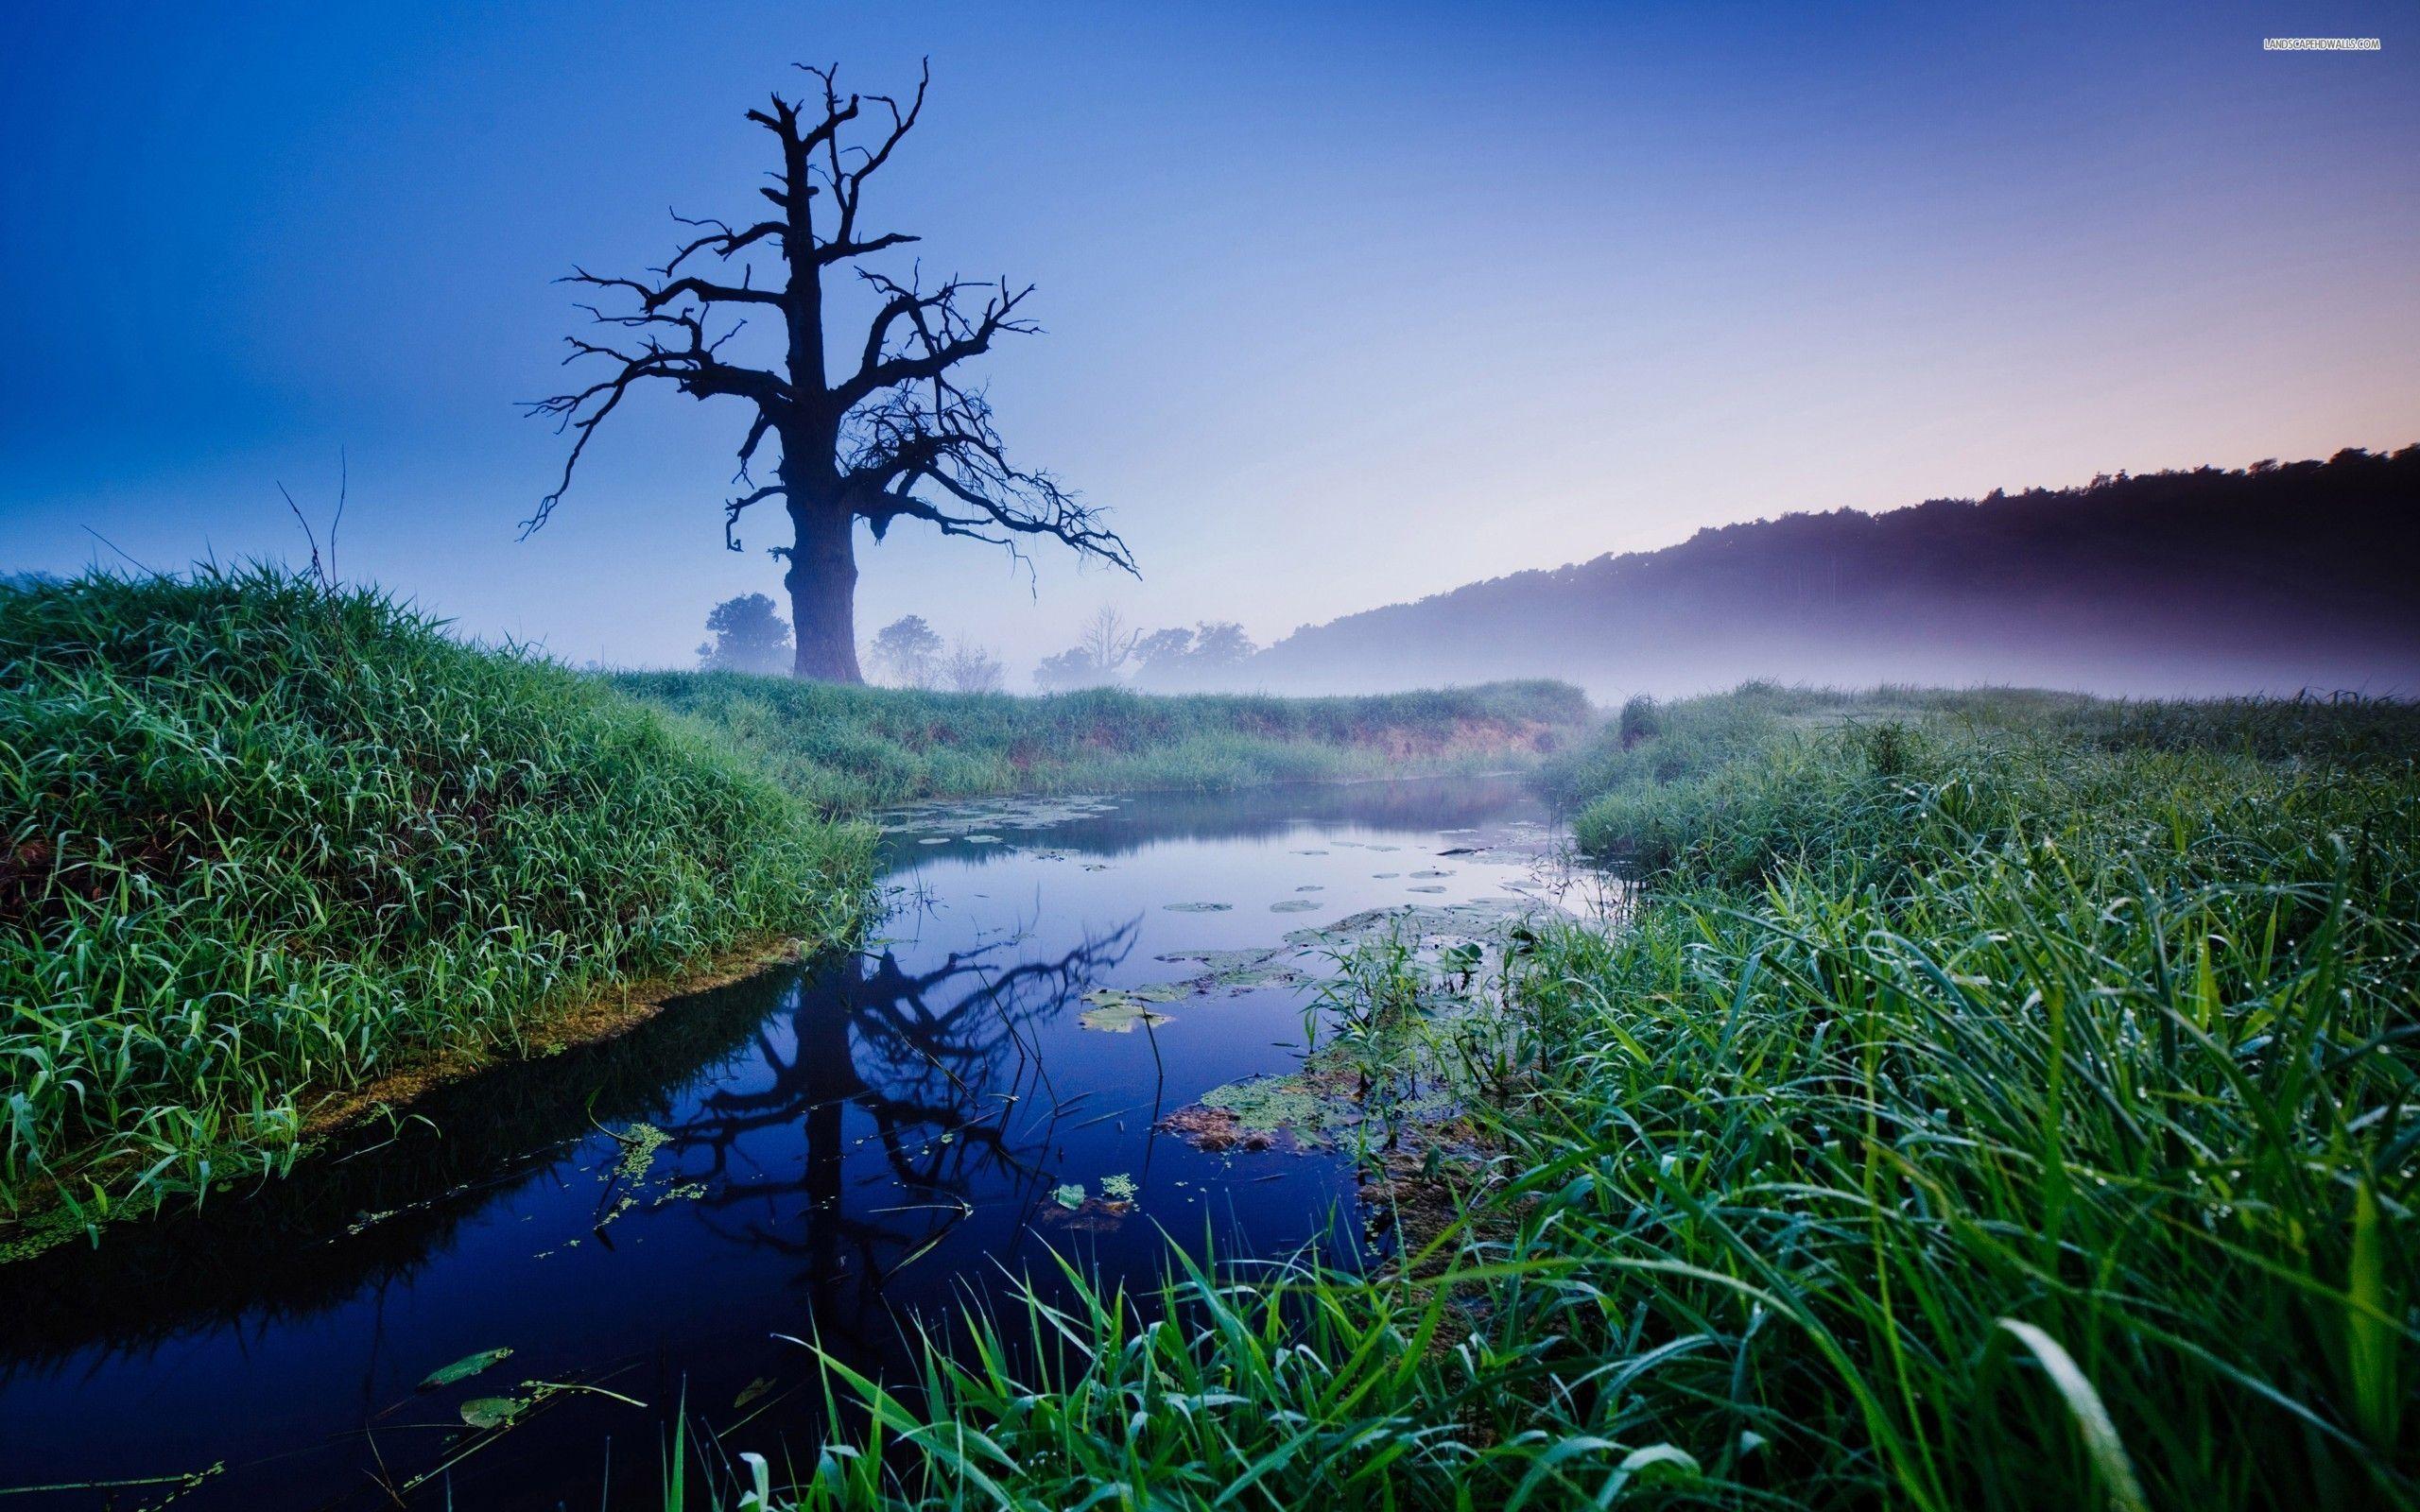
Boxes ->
[614,673,1592,814]
[0,568,871,1236]
[716,687,2415,1510]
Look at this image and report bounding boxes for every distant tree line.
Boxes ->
[699,599,1005,692]
[1245,444,2420,696]
[1030,607,1257,692]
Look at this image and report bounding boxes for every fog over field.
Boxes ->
[1235,448,2420,699]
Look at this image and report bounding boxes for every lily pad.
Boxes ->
[1410,868,1454,879]
[1079,995,1174,1033]
[1083,982,1184,1005]
[1407,885,1448,894]
[420,1348,513,1391]
[1162,902,1232,914]
[1053,1182,1086,1210]
[459,1396,523,1431]
[1270,899,1321,913]
[1156,946,1279,971]
[1295,885,1324,892]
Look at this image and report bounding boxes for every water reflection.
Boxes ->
[0,775,1565,1509]
[672,923,1142,1305]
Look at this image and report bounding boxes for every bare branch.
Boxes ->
[527,59,1131,669]
[722,483,789,552]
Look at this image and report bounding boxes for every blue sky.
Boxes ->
[4,1,2414,673]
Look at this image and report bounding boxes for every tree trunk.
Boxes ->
[784,495,864,682]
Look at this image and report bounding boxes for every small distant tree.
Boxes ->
[938,636,1005,694]
[1132,627,1193,676]
[1187,620,1254,669]
[1033,647,1102,692]
[697,593,794,674]
[1078,606,1140,678]
[867,614,944,687]
[1132,619,1255,687]
[1031,605,1143,692]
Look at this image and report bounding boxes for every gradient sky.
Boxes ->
[4,1,2414,674]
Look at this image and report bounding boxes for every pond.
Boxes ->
[0,775,1592,1508]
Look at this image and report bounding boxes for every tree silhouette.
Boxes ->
[696,592,794,674]
[867,613,943,687]
[527,61,1136,682]
[1133,619,1256,688]
[939,636,1006,693]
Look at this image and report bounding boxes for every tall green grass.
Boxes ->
[712,687,2415,1510]
[0,568,871,1237]
[615,673,1591,814]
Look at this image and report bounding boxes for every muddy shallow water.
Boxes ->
[0,775,1586,1508]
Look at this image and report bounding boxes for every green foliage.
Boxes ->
[698,593,794,676]
[614,674,1593,814]
[0,567,871,1231]
[706,686,2417,1510]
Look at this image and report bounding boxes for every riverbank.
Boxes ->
[772,685,2419,1511]
[1,572,1593,1254]
[0,569,874,1251]
[615,671,1592,813]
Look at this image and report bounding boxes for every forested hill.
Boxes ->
[1249,446,2420,697]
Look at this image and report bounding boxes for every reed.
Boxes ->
[706,686,2416,1510]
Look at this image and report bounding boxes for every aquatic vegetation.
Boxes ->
[0,568,873,1239]
[418,1348,513,1391]
[1075,992,1173,1032]
[1197,1074,1334,1146]
[1099,1172,1138,1203]
[609,1122,669,1187]
[734,689,2420,1512]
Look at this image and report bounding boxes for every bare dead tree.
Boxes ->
[525,60,1134,681]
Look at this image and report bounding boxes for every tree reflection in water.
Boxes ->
[666,914,1144,1342]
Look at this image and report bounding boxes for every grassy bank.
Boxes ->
[735,686,2417,1510]
[614,672,1591,814]
[0,569,871,1245]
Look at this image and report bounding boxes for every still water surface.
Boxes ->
[0,776,1571,1508]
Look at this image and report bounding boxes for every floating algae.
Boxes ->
[1154,944,1323,993]
[612,1122,668,1187]
[1169,1074,1338,1149]
[879,795,1121,838]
